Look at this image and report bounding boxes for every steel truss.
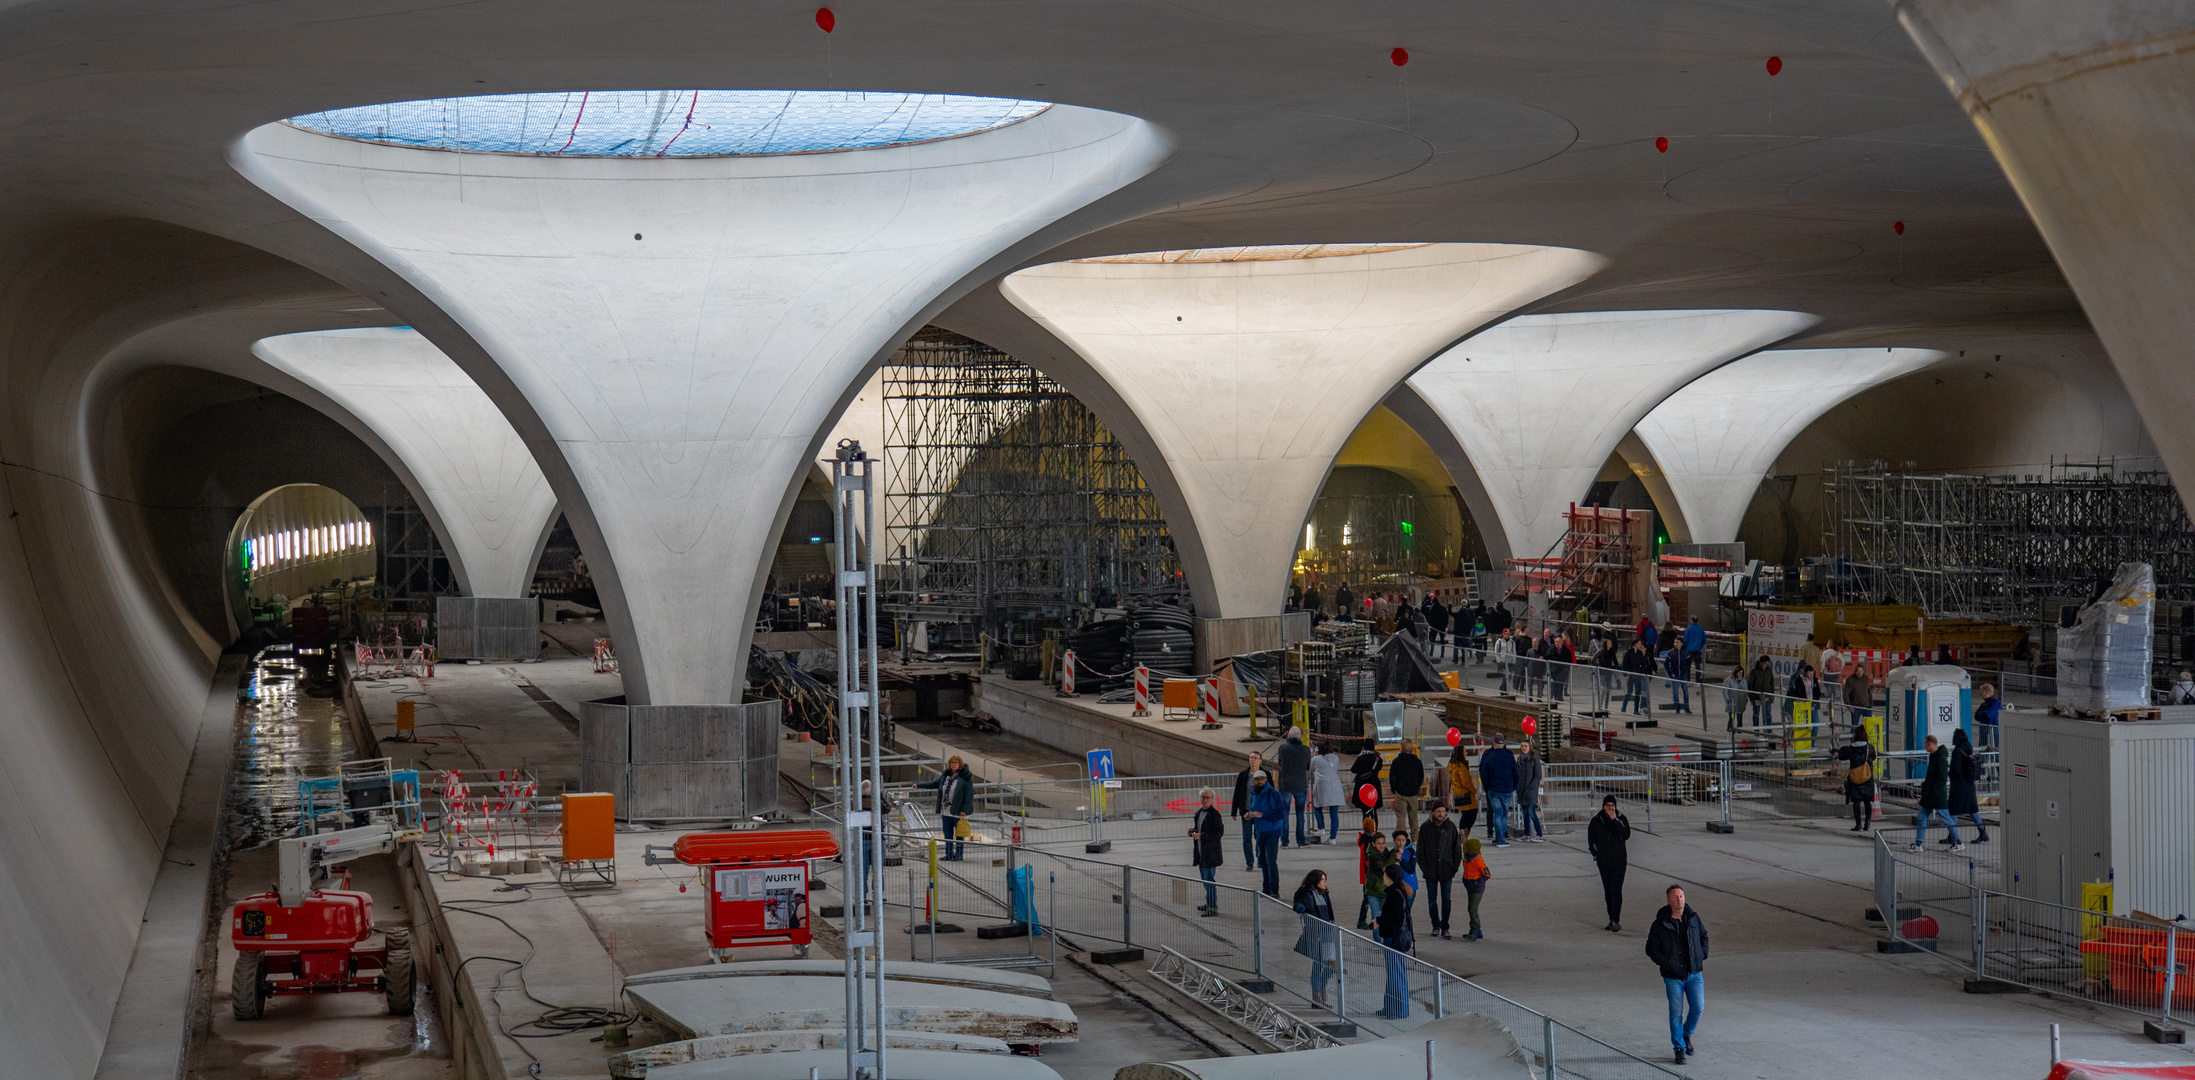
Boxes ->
[1147,947,1339,1051]
[882,334,1180,648]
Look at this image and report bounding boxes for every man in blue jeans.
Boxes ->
[1644,884,1708,1065]
[1478,740,1518,847]
[1244,771,1290,897]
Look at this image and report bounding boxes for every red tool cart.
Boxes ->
[654,830,840,961]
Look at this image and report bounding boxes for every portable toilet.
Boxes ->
[1884,665,1971,779]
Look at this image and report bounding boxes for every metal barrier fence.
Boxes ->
[816,831,1681,1076]
[1873,829,2193,1035]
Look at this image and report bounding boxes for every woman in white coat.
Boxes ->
[1309,743,1346,843]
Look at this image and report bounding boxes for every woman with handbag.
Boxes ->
[1291,870,1339,1009]
[1835,726,1878,831]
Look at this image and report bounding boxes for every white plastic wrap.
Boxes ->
[2057,562,2156,714]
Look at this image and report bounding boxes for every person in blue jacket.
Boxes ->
[1682,617,1706,690]
[1243,771,1291,897]
[1478,741,1519,847]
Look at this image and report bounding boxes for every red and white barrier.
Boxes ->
[1059,649,1078,696]
[1133,664,1152,716]
[592,638,619,674]
[1201,674,1221,728]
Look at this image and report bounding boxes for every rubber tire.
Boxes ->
[383,930,415,1016]
[231,950,265,1020]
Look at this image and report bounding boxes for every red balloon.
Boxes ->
[1391,47,1409,67]
[1521,716,1538,736]
[1765,55,1783,76]
[1358,783,1379,806]
[1445,727,1463,747]
[1893,220,1906,235]
[815,7,835,32]
[1654,136,1669,154]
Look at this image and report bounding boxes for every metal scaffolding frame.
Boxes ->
[882,335,1181,649]
[1822,460,2195,622]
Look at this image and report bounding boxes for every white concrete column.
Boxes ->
[1403,309,1817,560]
[999,243,1603,618]
[1895,1,2195,503]
[237,100,1165,704]
[253,328,558,598]
[1633,347,1945,544]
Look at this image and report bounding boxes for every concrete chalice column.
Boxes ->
[1398,309,1817,561]
[1633,347,1945,544]
[1000,243,1604,626]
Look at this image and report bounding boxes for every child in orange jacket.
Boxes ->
[1461,837,1491,941]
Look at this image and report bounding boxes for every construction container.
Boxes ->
[2002,709,2195,919]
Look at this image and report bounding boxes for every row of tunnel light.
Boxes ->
[243,521,374,576]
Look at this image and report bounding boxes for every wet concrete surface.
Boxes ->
[186,647,453,1080]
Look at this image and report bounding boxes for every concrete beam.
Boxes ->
[1404,309,1818,560]
[236,104,1168,705]
[254,328,558,598]
[999,243,1604,618]
[1633,347,1946,543]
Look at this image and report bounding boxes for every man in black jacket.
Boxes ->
[1276,730,1311,848]
[1586,795,1631,931]
[1231,752,1271,872]
[1189,788,1226,916]
[1416,802,1464,938]
[1644,884,1708,1065]
[1388,742,1425,835]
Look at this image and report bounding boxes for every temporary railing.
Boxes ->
[430,768,560,871]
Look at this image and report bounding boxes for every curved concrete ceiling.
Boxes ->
[1634,347,1947,544]
[1001,242,1603,616]
[254,328,559,599]
[1401,309,1819,559]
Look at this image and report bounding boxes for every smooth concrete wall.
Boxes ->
[971,675,1260,777]
[1895,1,2195,511]
[1402,309,1817,560]
[1633,348,1946,544]
[256,327,558,599]
[237,105,1168,707]
[1000,244,1603,619]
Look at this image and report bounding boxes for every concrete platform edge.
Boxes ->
[93,653,246,1080]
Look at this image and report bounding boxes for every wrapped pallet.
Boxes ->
[2056,562,2156,715]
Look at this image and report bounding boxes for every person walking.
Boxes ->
[1245,770,1289,897]
[1445,743,1480,837]
[1682,616,1706,692]
[1461,837,1491,941]
[1835,726,1878,831]
[1910,734,1963,851]
[1389,741,1425,835]
[1549,632,1577,704]
[1335,582,1355,622]
[1947,728,1989,843]
[1426,595,1451,658]
[1276,729,1312,847]
[1391,827,1419,922]
[1291,870,1340,1009]
[1479,740,1518,847]
[1527,631,1550,699]
[1973,683,2003,749]
[914,755,976,861]
[1350,742,1384,819]
[1375,860,1416,1018]
[1721,665,1749,736]
[1188,788,1225,915]
[1594,635,1620,716]
[1515,740,1546,842]
[1587,794,1632,931]
[1309,742,1346,842]
[1622,638,1656,715]
[1787,662,1825,742]
[1417,802,1463,938]
[1661,629,1690,714]
[1492,627,1519,694]
[1746,655,1778,728]
[1646,884,1709,1065]
[1302,582,1323,620]
[1843,663,1874,729]
[1231,752,1272,872]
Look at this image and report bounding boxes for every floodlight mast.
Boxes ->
[833,438,887,1080]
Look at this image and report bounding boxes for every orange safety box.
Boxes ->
[1162,678,1200,708]
[2078,925,2195,1008]
[561,793,617,861]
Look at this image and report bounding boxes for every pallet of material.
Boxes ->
[1611,734,1696,761]
[1570,726,1621,752]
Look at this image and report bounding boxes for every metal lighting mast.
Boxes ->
[833,439,887,1080]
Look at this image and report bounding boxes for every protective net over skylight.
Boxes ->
[283,91,1052,157]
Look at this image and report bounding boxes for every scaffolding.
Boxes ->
[1503,504,1655,615]
[883,335,1181,650]
[1822,460,2195,623]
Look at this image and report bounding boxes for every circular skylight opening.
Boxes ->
[1074,244,1430,264]
[282,91,1052,158]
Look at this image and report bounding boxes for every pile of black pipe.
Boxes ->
[1129,602,1195,678]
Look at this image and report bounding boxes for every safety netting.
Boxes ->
[283,90,1050,157]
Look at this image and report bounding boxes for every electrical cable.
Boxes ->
[442,906,635,1038]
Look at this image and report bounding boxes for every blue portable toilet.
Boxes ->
[1884,665,1971,779]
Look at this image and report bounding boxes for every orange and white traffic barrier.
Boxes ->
[1201,675,1221,727]
[1059,649,1078,696]
[1133,664,1152,716]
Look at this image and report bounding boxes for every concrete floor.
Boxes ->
[331,647,2195,1080]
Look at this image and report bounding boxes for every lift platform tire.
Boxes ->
[384,930,415,1016]
[232,950,265,1020]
